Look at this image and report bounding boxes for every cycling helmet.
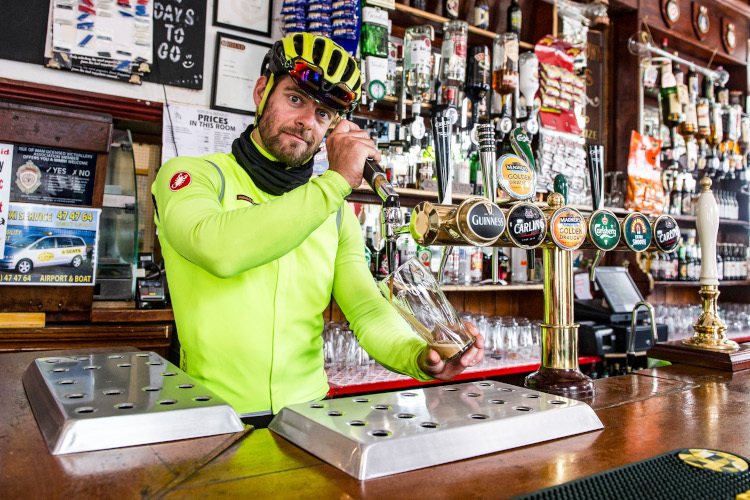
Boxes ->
[258,33,361,117]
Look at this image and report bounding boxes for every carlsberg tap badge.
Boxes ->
[589,210,621,251]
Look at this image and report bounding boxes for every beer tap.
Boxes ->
[586,144,612,281]
[431,115,455,282]
[477,124,500,283]
[518,52,540,139]
[362,159,406,275]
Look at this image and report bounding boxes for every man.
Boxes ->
[152,33,484,420]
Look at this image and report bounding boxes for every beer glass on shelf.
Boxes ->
[378,258,476,362]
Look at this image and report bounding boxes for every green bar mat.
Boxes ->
[514,448,750,500]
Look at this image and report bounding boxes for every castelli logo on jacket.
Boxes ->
[169,171,192,191]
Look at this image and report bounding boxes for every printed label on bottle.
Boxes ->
[474,51,489,70]
[446,0,459,17]
[362,6,390,26]
[510,11,522,32]
[622,213,653,252]
[474,6,489,28]
[654,216,679,252]
[498,154,535,199]
[588,210,621,251]
[452,34,467,59]
[697,103,710,128]
[505,38,519,62]
[410,38,431,66]
[506,203,546,248]
[551,208,587,250]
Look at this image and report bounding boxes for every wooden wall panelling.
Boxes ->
[0,324,172,357]
[640,0,749,65]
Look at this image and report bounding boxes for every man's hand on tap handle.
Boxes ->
[418,322,485,381]
[326,119,382,188]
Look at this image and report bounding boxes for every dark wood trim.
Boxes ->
[0,77,163,123]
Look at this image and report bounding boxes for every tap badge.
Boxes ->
[623,213,653,252]
[589,210,621,251]
[551,208,586,250]
[465,201,506,242]
[169,171,192,191]
[16,160,42,194]
[507,203,546,249]
[498,154,535,200]
[654,215,679,253]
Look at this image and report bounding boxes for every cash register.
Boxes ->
[575,266,667,356]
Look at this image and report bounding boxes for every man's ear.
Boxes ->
[253,75,269,108]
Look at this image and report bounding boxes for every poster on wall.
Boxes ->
[213,0,272,38]
[44,0,154,84]
[211,32,271,115]
[0,203,100,286]
[146,0,206,89]
[0,144,13,259]
[161,103,253,164]
[9,144,97,206]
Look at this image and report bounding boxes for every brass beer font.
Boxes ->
[684,177,739,351]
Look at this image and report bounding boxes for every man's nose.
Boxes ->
[294,102,318,129]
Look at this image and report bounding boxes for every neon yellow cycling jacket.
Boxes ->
[152,152,432,414]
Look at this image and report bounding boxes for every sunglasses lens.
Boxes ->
[289,60,357,111]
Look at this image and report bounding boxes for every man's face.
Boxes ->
[256,76,337,167]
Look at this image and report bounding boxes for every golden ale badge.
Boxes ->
[551,208,586,250]
[16,160,42,194]
[498,154,536,200]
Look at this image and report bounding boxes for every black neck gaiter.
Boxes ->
[231,124,314,196]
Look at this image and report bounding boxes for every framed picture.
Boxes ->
[211,33,272,115]
[213,0,272,38]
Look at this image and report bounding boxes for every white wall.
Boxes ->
[0,0,283,108]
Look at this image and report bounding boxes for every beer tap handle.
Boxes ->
[362,159,401,275]
[696,177,720,286]
[586,145,606,282]
[477,124,500,283]
[554,174,568,205]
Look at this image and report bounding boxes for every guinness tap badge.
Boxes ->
[653,215,680,253]
[457,198,506,245]
[498,153,536,201]
[551,207,587,250]
[16,160,42,194]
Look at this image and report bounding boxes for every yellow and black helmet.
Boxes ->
[259,33,361,115]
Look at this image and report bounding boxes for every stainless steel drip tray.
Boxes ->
[269,381,603,480]
[23,352,244,455]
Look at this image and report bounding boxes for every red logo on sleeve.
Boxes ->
[169,171,192,191]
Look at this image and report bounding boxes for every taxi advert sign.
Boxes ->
[1,203,100,286]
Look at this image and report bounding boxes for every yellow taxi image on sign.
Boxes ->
[1,234,88,274]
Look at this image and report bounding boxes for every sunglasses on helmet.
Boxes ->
[287,59,358,112]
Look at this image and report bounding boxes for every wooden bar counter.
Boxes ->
[2,347,749,498]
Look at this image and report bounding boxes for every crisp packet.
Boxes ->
[626,130,665,214]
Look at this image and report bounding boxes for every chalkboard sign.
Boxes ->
[0,0,49,65]
[145,0,206,90]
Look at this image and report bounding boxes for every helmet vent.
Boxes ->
[328,49,343,77]
[353,76,361,93]
[312,38,326,65]
[293,34,304,57]
[342,58,356,82]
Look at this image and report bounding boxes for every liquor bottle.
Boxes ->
[366,227,381,277]
[659,54,682,133]
[404,25,434,115]
[685,236,694,281]
[465,45,491,126]
[474,0,489,30]
[364,226,374,272]
[470,149,484,195]
[507,0,522,37]
[680,65,698,138]
[440,20,469,110]
[670,176,682,215]
[492,32,519,120]
[469,247,483,284]
[716,243,724,281]
[744,246,750,280]
[695,244,702,281]
[678,238,688,281]
[360,7,389,59]
[412,0,426,10]
[444,0,459,20]
[680,176,692,215]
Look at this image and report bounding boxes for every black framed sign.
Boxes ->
[211,33,272,115]
[213,0,272,38]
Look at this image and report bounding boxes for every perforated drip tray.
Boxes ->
[269,381,604,480]
[23,352,244,455]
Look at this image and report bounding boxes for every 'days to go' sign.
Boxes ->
[149,0,206,90]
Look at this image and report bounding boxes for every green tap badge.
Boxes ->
[588,210,621,251]
[622,213,653,252]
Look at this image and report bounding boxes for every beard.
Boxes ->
[256,101,320,167]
